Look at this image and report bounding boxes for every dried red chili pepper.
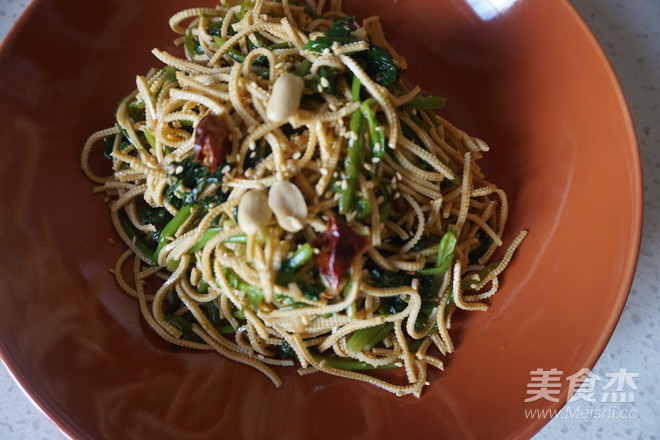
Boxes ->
[313,215,367,292]
[193,114,230,172]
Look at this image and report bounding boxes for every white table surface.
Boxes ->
[1,0,658,438]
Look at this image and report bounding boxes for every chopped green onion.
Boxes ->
[338,110,366,214]
[128,99,145,110]
[355,197,372,222]
[198,280,209,294]
[351,75,361,102]
[215,325,236,334]
[347,322,394,352]
[404,96,446,110]
[418,227,456,276]
[408,327,438,351]
[212,36,246,62]
[238,0,252,19]
[165,314,201,342]
[224,234,248,244]
[142,128,156,149]
[287,243,314,270]
[445,289,455,319]
[153,205,193,263]
[360,98,386,161]
[267,42,290,50]
[166,259,180,271]
[461,262,499,289]
[225,267,264,308]
[189,228,222,253]
[296,59,312,76]
[184,29,197,58]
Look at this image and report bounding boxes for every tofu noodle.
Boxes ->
[81,0,526,397]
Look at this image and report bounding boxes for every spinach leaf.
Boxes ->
[468,229,494,264]
[378,296,408,315]
[302,16,399,86]
[165,314,202,343]
[278,339,297,360]
[138,204,173,241]
[276,247,324,301]
[365,260,412,288]
[166,155,228,209]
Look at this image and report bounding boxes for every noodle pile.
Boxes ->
[81,0,526,397]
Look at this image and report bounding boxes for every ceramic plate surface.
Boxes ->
[0,0,641,439]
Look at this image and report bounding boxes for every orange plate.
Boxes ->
[0,0,641,439]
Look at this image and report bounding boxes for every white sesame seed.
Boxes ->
[320,77,330,88]
[396,172,403,181]
[319,168,328,175]
[322,48,331,56]
[292,152,302,160]
[371,157,381,163]
[375,126,384,132]
[394,192,401,199]
[175,165,184,174]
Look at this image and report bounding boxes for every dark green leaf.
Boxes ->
[347,322,394,352]
[278,339,297,360]
[117,210,156,258]
[165,314,202,342]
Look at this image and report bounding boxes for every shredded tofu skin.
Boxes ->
[81,0,526,397]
